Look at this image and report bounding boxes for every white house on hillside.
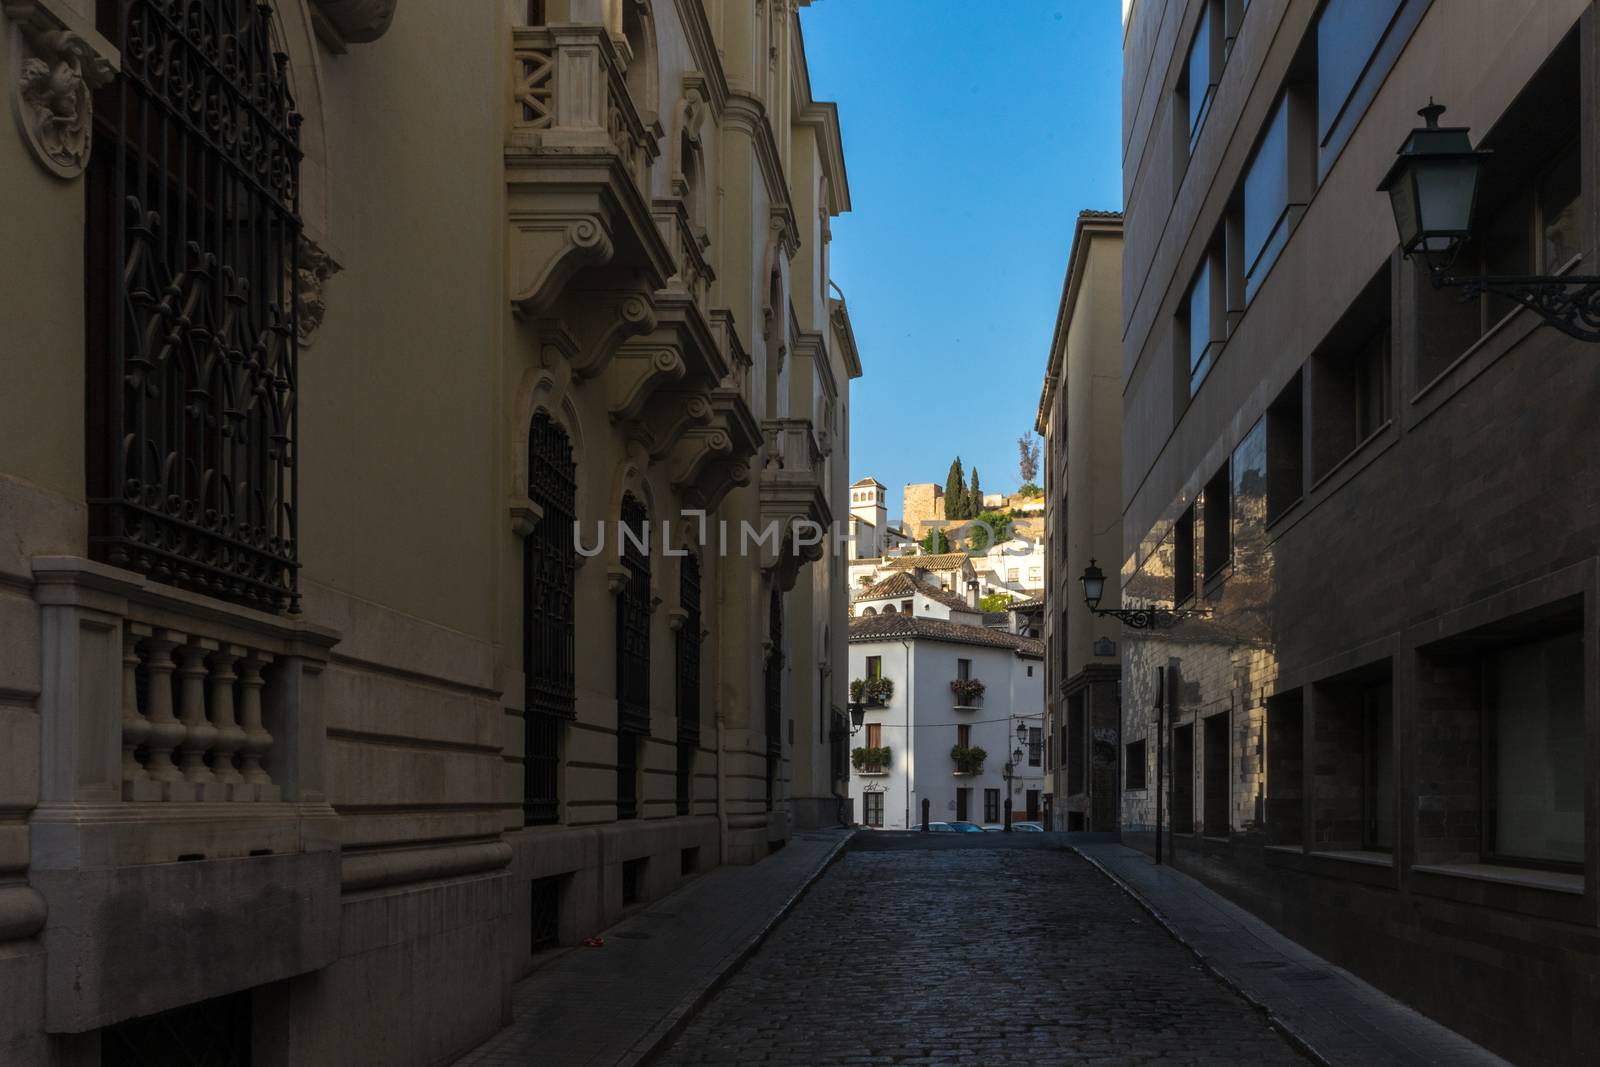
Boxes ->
[848,607,1046,830]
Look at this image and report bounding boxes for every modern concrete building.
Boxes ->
[1119,0,1598,1060]
[1037,210,1124,832]
[847,604,1045,831]
[0,0,859,1062]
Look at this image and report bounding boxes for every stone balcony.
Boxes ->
[758,418,832,591]
[506,22,672,317]
[27,557,340,1032]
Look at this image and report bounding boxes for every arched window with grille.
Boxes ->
[615,493,650,820]
[87,0,303,612]
[764,588,783,811]
[524,412,576,826]
[674,552,701,816]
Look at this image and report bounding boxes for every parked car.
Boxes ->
[979,824,1005,832]
[947,821,986,833]
[925,821,956,833]
[1012,821,1045,832]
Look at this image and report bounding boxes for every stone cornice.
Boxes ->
[797,101,849,214]
[670,0,729,115]
[829,297,862,380]
[722,92,799,255]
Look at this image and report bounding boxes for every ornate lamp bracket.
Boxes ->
[1432,266,1600,343]
[1091,605,1209,630]
[5,0,118,180]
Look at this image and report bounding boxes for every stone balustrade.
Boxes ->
[761,417,824,476]
[30,557,338,810]
[119,623,282,802]
[511,24,658,191]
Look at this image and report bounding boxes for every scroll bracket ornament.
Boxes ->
[5,0,118,179]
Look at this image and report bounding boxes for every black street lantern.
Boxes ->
[1377,101,1489,274]
[1381,100,1600,342]
[1080,560,1107,612]
[847,700,865,734]
[1011,746,1024,767]
[1078,558,1205,629]
[1015,721,1028,748]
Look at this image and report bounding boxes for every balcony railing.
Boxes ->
[511,24,657,190]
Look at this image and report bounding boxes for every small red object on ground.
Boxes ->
[582,936,605,948]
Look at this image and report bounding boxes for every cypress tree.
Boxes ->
[969,467,982,516]
[944,458,967,521]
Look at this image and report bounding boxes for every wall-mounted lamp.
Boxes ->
[1080,559,1205,629]
[1380,100,1600,342]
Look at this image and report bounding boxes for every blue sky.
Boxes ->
[800,1,1123,522]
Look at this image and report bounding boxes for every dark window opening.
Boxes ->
[1125,739,1147,790]
[1026,789,1040,821]
[1066,692,1086,796]
[1174,506,1196,604]
[1172,723,1196,834]
[1028,726,1042,767]
[984,788,1000,822]
[680,847,700,877]
[1312,662,1393,853]
[1202,464,1231,578]
[1266,372,1303,523]
[621,857,646,906]
[1310,263,1392,481]
[956,787,970,822]
[1265,690,1304,846]
[102,989,252,1067]
[1202,712,1230,836]
[530,875,564,954]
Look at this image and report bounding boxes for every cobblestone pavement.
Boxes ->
[652,840,1305,1066]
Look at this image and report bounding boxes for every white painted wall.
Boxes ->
[848,635,1045,829]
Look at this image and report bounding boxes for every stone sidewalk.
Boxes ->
[452,829,852,1067]
[1074,844,1510,1067]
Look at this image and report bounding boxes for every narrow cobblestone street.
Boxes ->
[653,837,1305,1066]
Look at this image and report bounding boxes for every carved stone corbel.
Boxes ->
[5,1,117,180]
[688,458,751,515]
[607,346,685,422]
[508,493,545,538]
[310,0,398,54]
[510,215,617,317]
[669,425,732,491]
[642,393,713,459]
[539,287,657,380]
[606,564,630,595]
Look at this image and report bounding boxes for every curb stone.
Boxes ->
[1071,845,1331,1067]
[628,828,856,1066]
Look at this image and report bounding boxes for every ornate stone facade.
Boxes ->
[0,1,859,1063]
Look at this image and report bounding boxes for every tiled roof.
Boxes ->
[1079,209,1123,219]
[850,476,885,487]
[848,613,1045,655]
[854,572,977,613]
[882,552,970,573]
[1007,598,1044,611]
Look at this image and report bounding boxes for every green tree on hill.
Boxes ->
[944,458,968,519]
